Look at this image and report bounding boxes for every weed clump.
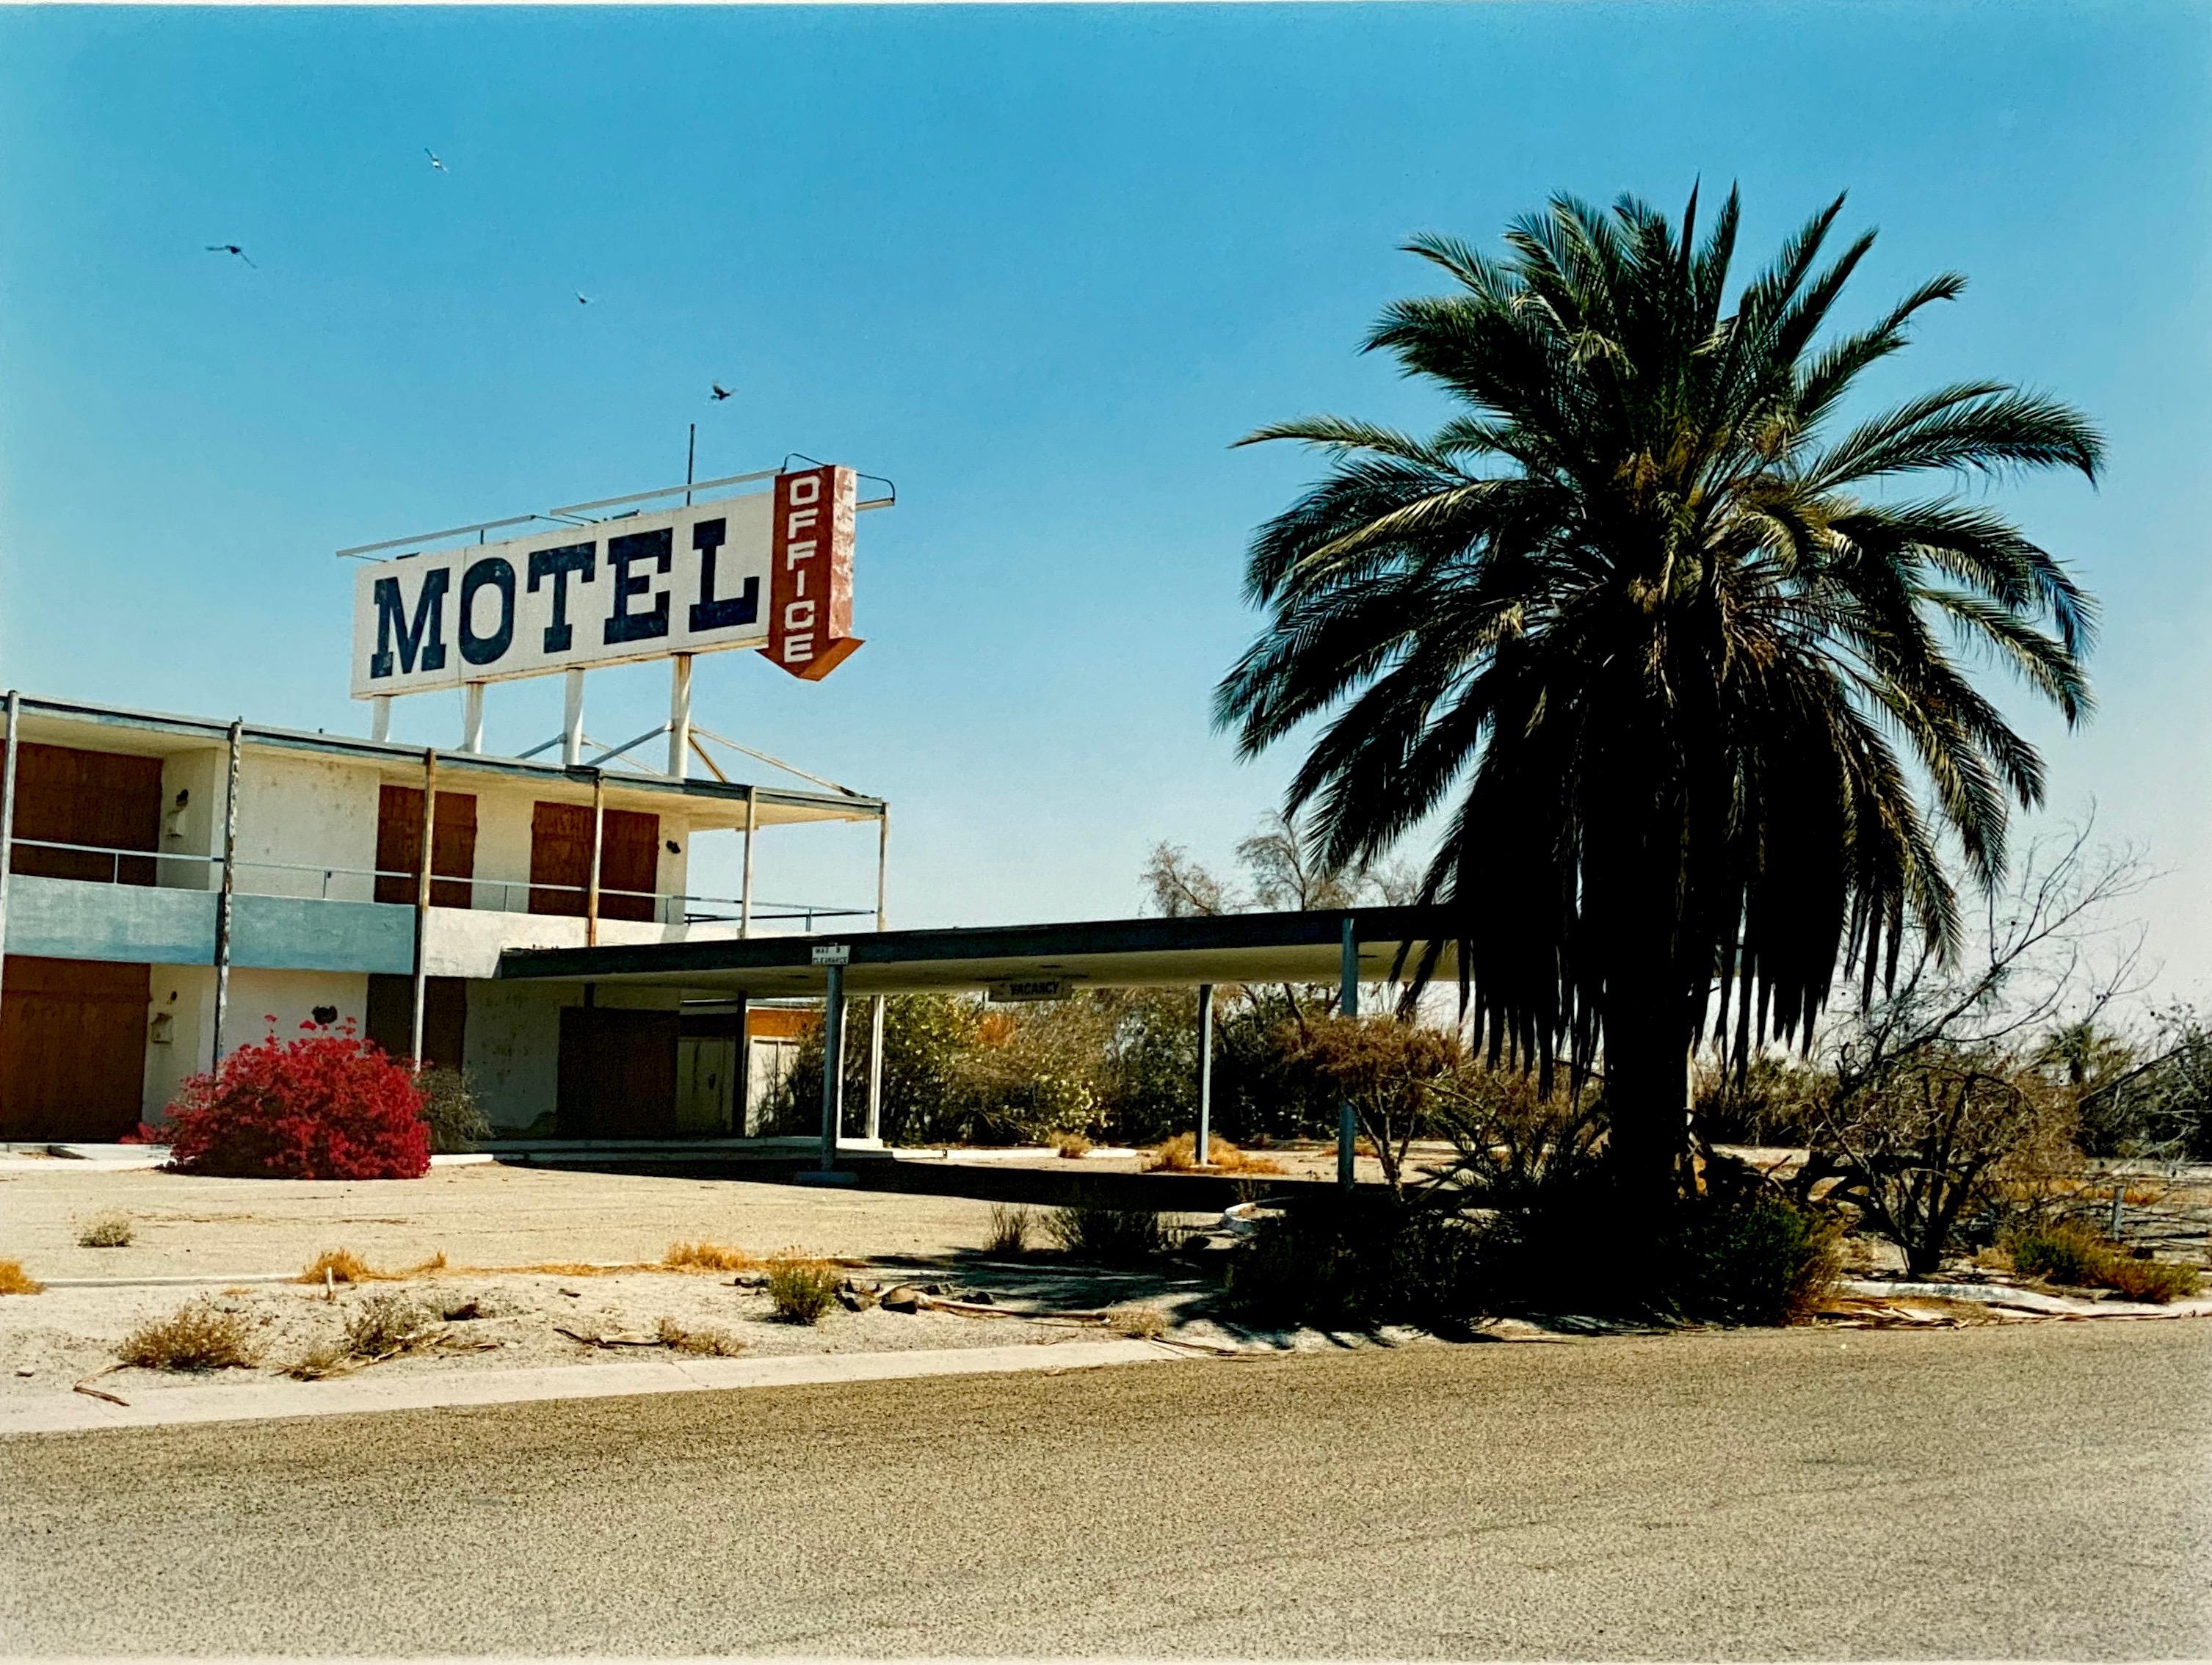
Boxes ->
[1043,1200,1176,1264]
[664,1241,757,1272]
[0,1259,44,1296]
[1103,1304,1168,1340]
[300,1248,374,1285]
[984,1204,1034,1257]
[765,1254,841,1324]
[1145,1133,1288,1176]
[343,1293,430,1357]
[1052,1132,1093,1160]
[118,1300,255,1371]
[655,1317,747,1357]
[78,1213,134,1249]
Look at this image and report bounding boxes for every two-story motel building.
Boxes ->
[0,691,883,1145]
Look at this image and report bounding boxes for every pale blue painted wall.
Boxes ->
[1,875,413,974]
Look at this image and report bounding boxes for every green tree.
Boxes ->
[1216,186,2103,1225]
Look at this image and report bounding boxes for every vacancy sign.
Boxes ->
[350,465,863,698]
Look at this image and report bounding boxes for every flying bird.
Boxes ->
[206,244,255,268]
[710,382,733,402]
[575,291,593,306]
[425,148,448,173]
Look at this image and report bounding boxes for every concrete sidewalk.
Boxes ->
[0,1336,1198,1437]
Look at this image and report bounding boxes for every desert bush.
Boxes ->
[118,1299,255,1371]
[983,1204,1033,1257]
[77,1213,134,1249]
[1277,1015,1462,1194]
[1042,1199,1175,1263]
[1053,1131,1093,1159]
[664,1241,756,1272]
[2097,1256,2202,1303]
[765,1254,841,1324]
[2001,1219,2203,1302]
[1669,1171,1842,1325]
[1103,1304,1168,1339]
[1694,1054,1833,1147]
[655,1316,747,1356]
[2002,1218,2110,1285]
[343,1293,429,1356]
[0,1259,44,1296]
[416,1065,490,1155]
[1224,1199,1486,1331]
[300,1248,374,1285]
[164,1020,429,1180]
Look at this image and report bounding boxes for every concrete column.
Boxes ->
[409,750,438,1067]
[460,683,485,754]
[562,669,586,769]
[370,696,392,744]
[667,655,693,779]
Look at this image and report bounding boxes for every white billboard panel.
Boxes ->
[350,478,847,699]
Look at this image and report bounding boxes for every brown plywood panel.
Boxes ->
[529,802,592,918]
[7,743,163,886]
[363,973,468,1068]
[556,1006,678,1138]
[597,810,659,924]
[374,786,478,908]
[0,956,151,1141]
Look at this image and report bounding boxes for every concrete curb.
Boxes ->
[0,1338,1196,1438]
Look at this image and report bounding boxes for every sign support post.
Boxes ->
[667,656,692,779]
[561,671,586,769]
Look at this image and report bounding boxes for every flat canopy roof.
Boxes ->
[496,907,1463,997]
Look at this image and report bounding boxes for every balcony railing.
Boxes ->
[3,839,869,932]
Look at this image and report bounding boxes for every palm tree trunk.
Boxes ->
[1600,972,1694,1232]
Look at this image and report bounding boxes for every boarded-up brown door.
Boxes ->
[529,802,659,920]
[556,1006,678,1137]
[374,787,477,907]
[0,957,150,1141]
[598,810,659,922]
[9,743,164,885]
[529,802,591,916]
[363,973,468,1068]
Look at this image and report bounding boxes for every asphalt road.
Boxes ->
[4,1321,2208,1658]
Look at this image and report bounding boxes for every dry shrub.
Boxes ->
[765,1254,841,1324]
[1145,1133,1287,1175]
[0,1259,44,1296]
[2099,1257,2202,1303]
[1054,1131,1093,1159]
[344,1293,431,1356]
[664,1241,758,1272]
[1103,1303,1168,1339]
[118,1300,255,1371]
[655,1316,746,1356]
[78,1213,134,1249]
[300,1248,374,1285]
[1044,1200,1175,1263]
[984,1204,1033,1257]
[2002,1219,2204,1302]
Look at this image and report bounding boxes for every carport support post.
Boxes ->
[410,750,438,1067]
[865,808,888,1142]
[211,720,243,1067]
[819,961,846,1170]
[739,787,758,940]
[1196,983,1215,1167]
[0,692,18,1023]
[1337,914,1358,1189]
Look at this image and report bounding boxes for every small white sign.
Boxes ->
[811,944,851,966]
[987,978,1070,1004]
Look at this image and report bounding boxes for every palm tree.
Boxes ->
[1216,186,2103,1222]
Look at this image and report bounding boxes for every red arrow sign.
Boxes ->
[764,464,863,681]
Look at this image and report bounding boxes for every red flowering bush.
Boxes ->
[164,1019,429,1180]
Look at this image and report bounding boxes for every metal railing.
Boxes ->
[5,838,869,932]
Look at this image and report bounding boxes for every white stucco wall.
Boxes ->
[231,752,382,902]
[463,977,682,1133]
[155,749,224,892]
[137,964,371,1120]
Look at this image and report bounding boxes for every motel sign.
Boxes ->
[350,463,862,700]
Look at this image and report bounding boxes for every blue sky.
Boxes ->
[2,4,2208,991]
